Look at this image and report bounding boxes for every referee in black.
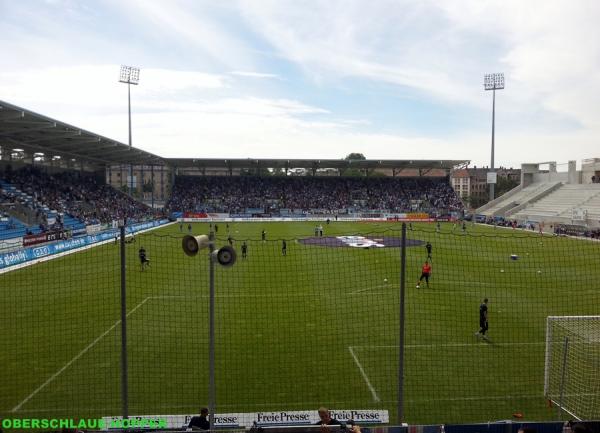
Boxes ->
[425,241,432,261]
[475,298,489,341]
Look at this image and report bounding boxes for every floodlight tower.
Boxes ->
[484,72,504,202]
[119,65,140,196]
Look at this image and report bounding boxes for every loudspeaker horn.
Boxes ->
[182,234,210,256]
[214,245,237,267]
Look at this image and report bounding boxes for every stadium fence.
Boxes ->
[1,223,599,426]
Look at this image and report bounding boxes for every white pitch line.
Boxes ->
[348,346,380,403]
[150,293,335,299]
[11,297,152,413]
[352,342,546,349]
[350,284,390,294]
[406,394,543,403]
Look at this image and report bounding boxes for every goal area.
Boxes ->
[544,316,600,420]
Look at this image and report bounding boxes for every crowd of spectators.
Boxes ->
[554,224,600,239]
[476,217,600,239]
[166,175,464,214]
[1,166,158,227]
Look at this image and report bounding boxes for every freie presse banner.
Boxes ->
[22,229,71,247]
[102,409,389,430]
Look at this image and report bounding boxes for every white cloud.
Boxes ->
[114,0,258,71]
[1,1,600,169]
[230,71,281,79]
[0,64,227,119]
[48,91,594,169]
[237,0,600,127]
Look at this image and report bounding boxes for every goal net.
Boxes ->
[544,316,600,420]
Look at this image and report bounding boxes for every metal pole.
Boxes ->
[489,88,496,202]
[397,223,407,424]
[151,165,155,209]
[119,224,129,419]
[557,336,570,420]
[161,166,165,200]
[128,82,133,197]
[208,230,216,431]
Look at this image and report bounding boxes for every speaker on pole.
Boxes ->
[182,235,210,256]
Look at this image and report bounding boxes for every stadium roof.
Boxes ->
[167,158,469,171]
[0,100,165,167]
[0,100,469,172]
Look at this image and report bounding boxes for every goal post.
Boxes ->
[544,316,600,420]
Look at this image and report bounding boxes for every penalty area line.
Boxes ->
[11,297,152,413]
[348,346,380,403]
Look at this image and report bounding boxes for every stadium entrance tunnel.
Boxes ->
[299,235,425,248]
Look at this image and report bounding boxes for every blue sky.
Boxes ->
[1,0,599,167]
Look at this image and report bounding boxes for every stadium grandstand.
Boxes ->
[476,159,600,235]
[1,100,468,251]
[0,100,166,248]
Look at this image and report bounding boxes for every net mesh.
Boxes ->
[1,221,600,425]
[544,316,600,420]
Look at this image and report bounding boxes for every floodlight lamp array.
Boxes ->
[484,73,504,90]
[119,65,140,85]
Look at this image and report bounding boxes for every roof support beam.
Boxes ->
[48,137,102,149]
[21,130,81,143]
[0,122,57,135]
[3,136,112,165]
[0,111,26,121]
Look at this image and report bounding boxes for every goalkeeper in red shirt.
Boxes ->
[416,261,432,288]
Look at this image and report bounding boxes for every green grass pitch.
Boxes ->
[1,221,599,425]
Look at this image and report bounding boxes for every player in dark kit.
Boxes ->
[425,241,432,261]
[282,239,287,256]
[261,230,266,242]
[241,241,247,259]
[138,247,150,271]
[475,298,489,340]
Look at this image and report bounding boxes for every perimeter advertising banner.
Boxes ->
[102,410,389,430]
[0,219,170,270]
[183,212,208,219]
[23,229,71,247]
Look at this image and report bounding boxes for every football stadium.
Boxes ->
[2,3,600,433]
[1,100,599,433]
